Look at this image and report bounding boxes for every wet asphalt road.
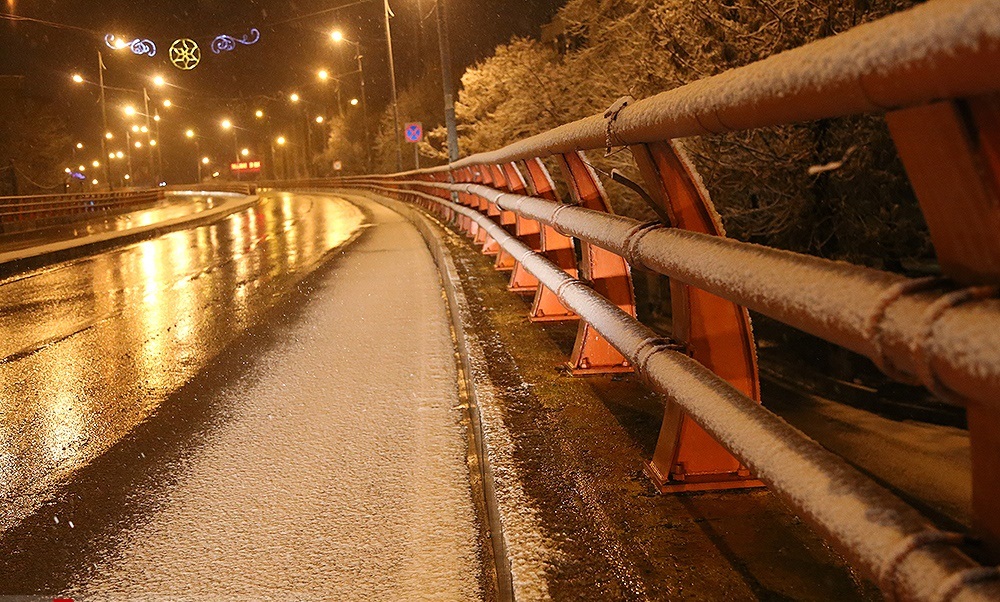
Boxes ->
[0,192,410,594]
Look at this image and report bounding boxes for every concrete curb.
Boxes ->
[0,194,260,276]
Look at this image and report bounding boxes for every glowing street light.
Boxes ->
[92,179,99,185]
[185,129,195,139]
[202,157,210,164]
[149,139,157,147]
[330,30,344,42]
[124,174,131,180]
[241,148,250,157]
[153,114,161,122]
[78,165,86,172]
[124,105,137,116]
[315,115,325,124]
[64,167,71,174]
[92,160,100,168]
[289,93,300,103]
[350,98,359,106]
[105,132,114,140]
[140,125,149,133]
[276,136,286,145]
[255,109,264,119]
[220,119,233,130]
[163,99,172,108]
[109,152,115,159]
[71,74,84,84]
[317,69,329,82]
[116,151,124,159]
[152,75,166,87]
[134,141,142,149]
[131,125,140,133]
[76,142,84,150]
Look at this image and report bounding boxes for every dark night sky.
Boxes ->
[0,0,563,179]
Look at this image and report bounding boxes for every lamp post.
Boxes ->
[382,0,403,172]
[435,0,460,162]
[331,31,372,171]
[220,119,241,180]
[71,56,113,189]
[185,129,202,182]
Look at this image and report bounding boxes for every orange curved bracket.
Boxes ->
[556,151,636,375]
[522,158,579,321]
[632,141,763,493]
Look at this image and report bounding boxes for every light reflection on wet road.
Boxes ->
[0,192,364,536]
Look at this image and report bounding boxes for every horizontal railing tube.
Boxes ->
[392,179,1000,412]
[361,184,1000,602]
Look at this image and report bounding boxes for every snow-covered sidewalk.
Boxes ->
[74,197,484,600]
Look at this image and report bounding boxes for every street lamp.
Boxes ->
[331,30,373,170]
[382,2,402,171]
[315,115,325,124]
[317,69,329,82]
[255,109,264,119]
[152,75,166,87]
[71,63,112,188]
[163,99,172,108]
[289,93,300,103]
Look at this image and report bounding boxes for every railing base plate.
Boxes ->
[644,462,766,494]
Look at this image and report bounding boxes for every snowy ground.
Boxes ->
[18,196,484,599]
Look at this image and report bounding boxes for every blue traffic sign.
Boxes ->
[404,122,423,143]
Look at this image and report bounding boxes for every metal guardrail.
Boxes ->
[265,1,1000,599]
[0,184,257,225]
[0,189,165,222]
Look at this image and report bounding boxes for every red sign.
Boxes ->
[230,160,261,173]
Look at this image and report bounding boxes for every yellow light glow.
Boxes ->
[202,157,210,164]
[134,141,142,148]
[92,160,100,167]
[131,125,140,133]
[276,136,286,145]
[255,109,264,119]
[163,99,172,108]
[185,129,195,138]
[315,115,324,124]
[350,98,359,106]
[149,139,157,146]
[72,74,84,84]
[241,148,250,157]
[125,174,131,180]
[124,105,136,116]
[317,70,329,81]
[153,75,165,87]
[331,30,343,42]
[153,114,161,122]
[141,126,149,133]
[76,142,83,149]
[109,153,115,159]
[116,151,124,159]
[289,93,300,103]
[78,165,85,171]
[105,132,114,140]
[64,167,71,174]
[114,38,127,49]
[91,178,98,185]
[221,119,232,130]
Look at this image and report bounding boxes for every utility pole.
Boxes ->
[384,0,403,172]
[143,87,154,184]
[436,0,459,163]
[98,51,113,189]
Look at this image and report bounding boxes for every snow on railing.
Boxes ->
[271,1,1000,599]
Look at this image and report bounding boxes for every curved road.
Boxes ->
[0,192,484,599]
